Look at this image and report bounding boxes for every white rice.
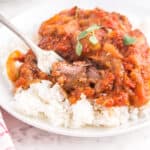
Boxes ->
[12,79,150,128]
[6,16,150,128]
[13,80,71,127]
[71,94,94,128]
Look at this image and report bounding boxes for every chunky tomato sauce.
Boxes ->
[7,7,150,107]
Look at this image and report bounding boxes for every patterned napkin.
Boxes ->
[0,110,15,150]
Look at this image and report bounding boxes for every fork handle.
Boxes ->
[0,13,38,51]
[0,13,63,61]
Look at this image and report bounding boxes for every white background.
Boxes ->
[1,0,150,150]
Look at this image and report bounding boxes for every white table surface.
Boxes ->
[1,0,150,150]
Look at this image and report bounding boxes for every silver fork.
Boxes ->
[0,13,64,73]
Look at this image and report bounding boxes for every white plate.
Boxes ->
[0,0,150,137]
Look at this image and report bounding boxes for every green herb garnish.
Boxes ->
[75,41,83,56]
[78,31,88,40]
[89,35,99,45]
[123,35,136,46]
[75,24,101,56]
[86,24,101,32]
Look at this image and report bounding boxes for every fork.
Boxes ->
[0,13,63,73]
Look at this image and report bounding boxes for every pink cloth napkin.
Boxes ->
[0,110,15,150]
